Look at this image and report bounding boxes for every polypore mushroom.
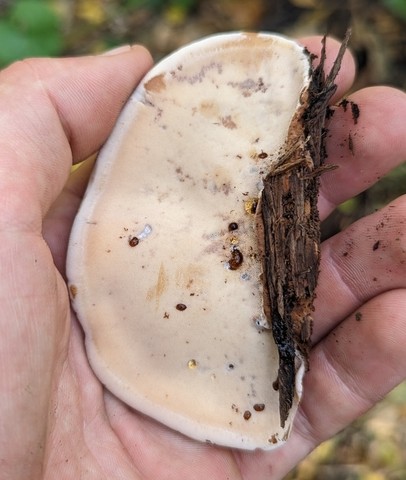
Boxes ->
[67,32,347,450]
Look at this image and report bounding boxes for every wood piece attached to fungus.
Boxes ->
[67,31,350,450]
[259,33,350,428]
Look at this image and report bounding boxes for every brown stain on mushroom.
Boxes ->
[147,263,168,306]
[176,303,187,311]
[228,222,239,231]
[69,284,78,299]
[175,264,204,291]
[207,166,233,195]
[222,32,274,51]
[199,101,220,119]
[145,74,166,93]
[128,236,139,247]
[221,115,237,129]
[269,435,278,445]
[228,248,243,270]
[243,410,252,420]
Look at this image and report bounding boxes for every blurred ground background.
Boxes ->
[0,0,405,478]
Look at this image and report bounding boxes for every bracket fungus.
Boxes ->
[67,32,348,450]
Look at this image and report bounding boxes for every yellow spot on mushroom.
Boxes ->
[230,236,239,245]
[244,198,258,215]
[188,359,197,369]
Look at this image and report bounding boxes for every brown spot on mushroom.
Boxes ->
[355,312,362,322]
[228,222,239,231]
[228,248,243,270]
[221,115,237,129]
[69,284,78,299]
[145,74,166,93]
[128,236,139,247]
[373,240,380,251]
[253,403,265,412]
[243,410,252,420]
[176,303,187,311]
[258,151,268,159]
[269,435,278,444]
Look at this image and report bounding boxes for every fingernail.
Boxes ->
[101,45,132,56]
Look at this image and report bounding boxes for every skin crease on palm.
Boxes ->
[0,34,405,480]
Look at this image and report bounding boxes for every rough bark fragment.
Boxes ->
[259,32,351,428]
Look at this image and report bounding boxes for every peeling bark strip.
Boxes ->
[259,32,351,428]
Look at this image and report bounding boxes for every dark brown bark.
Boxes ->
[259,32,351,428]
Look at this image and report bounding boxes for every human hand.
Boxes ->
[0,37,405,480]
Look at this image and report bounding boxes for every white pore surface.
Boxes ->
[67,32,310,450]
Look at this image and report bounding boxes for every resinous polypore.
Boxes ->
[67,32,313,450]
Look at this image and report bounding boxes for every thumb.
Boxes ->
[0,45,153,231]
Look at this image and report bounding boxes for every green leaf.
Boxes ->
[383,0,406,20]
[9,0,60,35]
[0,22,34,65]
[124,0,160,9]
[170,0,196,10]
[337,197,359,215]
[34,30,63,57]
[0,16,63,67]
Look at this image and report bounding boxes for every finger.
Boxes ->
[237,288,406,480]
[295,288,406,456]
[313,194,406,342]
[0,46,153,230]
[105,391,242,480]
[319,86,406,218]
[43,157,96,275]
[298,35,356,104]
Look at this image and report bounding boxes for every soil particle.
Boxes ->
[348,133,354,155]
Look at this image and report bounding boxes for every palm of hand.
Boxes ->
[1,39,405,480]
